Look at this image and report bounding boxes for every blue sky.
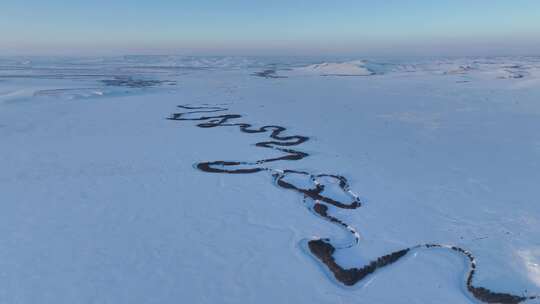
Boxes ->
[1,0,539,55]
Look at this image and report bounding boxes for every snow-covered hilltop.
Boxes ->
[286,60,374,76]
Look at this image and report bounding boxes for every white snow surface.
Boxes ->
[286,60,374,76]
[1,56,540,304]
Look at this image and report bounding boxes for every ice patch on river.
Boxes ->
[518,248,540,288]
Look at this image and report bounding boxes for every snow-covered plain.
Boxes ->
[1,56,540,303]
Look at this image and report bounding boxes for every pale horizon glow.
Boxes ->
[1,0,539,56]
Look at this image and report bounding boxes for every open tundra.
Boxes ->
[1,56,540,303]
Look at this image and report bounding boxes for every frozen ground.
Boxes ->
[1,56,540,303]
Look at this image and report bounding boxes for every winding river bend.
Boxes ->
[168,104,537,304]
